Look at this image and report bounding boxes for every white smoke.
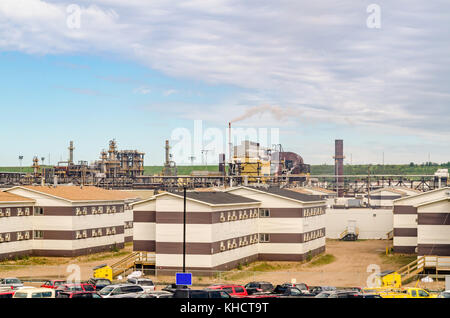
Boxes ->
[231,104,296,123]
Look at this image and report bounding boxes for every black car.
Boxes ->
[310,286,337,296]
[327,290,364,298]
[271,285,313,298]
[162,284,190,293]
[244,281,274,295]
[87,278,112,291]
[172,288,231,299]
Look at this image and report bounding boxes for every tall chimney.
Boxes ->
[68,141,74,165]
[334,139,345,197]
[165,140,170,165]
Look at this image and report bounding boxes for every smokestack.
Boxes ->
[165,140,170,165]
[334,139,345,197]
[68,141,74,165]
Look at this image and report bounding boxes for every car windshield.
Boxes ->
[5,279,20,284]
[99,287,114,295]
[83,285,95,291]
[138,280,154,286]
[55,281,64,286]
[14,292,28,298]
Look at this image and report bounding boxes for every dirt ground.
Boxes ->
[0,243,134,283]
[0,240,445,290]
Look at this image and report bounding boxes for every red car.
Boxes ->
[207,284,248,297]
[0,290,15,299]
[55,283,96,296]
[56,291,102,299]
[41,280,66,289]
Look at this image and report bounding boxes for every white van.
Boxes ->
[13,288,56,298]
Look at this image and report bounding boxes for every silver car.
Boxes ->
[0,278,23,289]
[98,284,144,298]
[127,278,155,291]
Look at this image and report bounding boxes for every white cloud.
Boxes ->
[0,0,449,153]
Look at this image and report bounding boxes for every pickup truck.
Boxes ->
[378,287,437,298]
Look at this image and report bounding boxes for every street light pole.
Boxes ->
[183,186,187,273]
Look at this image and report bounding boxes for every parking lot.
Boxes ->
[0,240,447,298]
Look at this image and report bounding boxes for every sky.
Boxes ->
[0,0,449,166]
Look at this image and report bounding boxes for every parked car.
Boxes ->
[172,288,232,298]
[127,277,155,291]
[270,285,312,298]
[0,288,15,299]
[55,283,95,297]
[207,284,248,297]
[438,290,450,298]
[310,286,336,296]
[315,291,335,298]
[41,280,66,289]
[327,290,364,298]
[13,288,55,298]
[244,281,274,295]
[137,291,173,298]
[86,278,112,291]
[279,282,309,293]
[98,284,145,298]
[162,284,189,293]
[0,277,23,289]
[57,291,103,298]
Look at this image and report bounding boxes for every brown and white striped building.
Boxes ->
[0,192,36,261]
[393,187,450,255]
[1,186,136,259]
[132,186,326,273]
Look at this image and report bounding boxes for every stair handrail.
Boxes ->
[111,252,140,269]
[397,256,425,277]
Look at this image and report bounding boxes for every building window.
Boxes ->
[259,209,270,218]
[34,230,44,239]
[34,207,44,216]
[259,234,270,242]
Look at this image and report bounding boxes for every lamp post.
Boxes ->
[183,186,187,273]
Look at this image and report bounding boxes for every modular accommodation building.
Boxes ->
[132,191,261,274]
[3,186,135,257]
[415,197,450,256]
[0,192,36,261]
[392,187,450,254]
[226,186,327,261]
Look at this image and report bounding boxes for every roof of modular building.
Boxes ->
[171,191,260,205]
[7,186,137,202]
[394,187,450,204]
[369,188,407,195]
[245,186,324,202]
[0,191,35,203]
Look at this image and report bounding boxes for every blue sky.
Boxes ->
[0,1,449,166]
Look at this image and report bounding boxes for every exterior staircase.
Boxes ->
[110,252,156,278]
[339,227,359,241]
[396,255,450,284]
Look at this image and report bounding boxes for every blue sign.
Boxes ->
[176,272,192,285]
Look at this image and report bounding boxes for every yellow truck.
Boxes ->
[378,287,437,299]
